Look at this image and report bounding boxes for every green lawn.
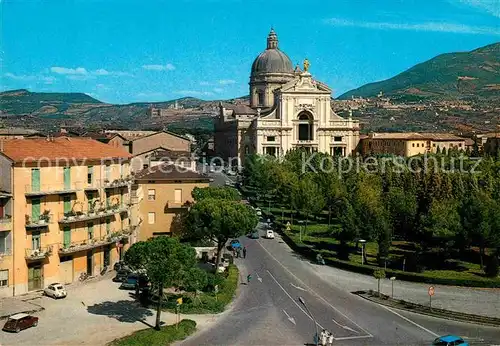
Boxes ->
[108,319,196,346]
[162,265,239,314]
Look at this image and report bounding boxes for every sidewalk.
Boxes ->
[275,234,500,319]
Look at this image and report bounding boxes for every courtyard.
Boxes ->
[1,274,216,346]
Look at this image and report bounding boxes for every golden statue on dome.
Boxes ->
[303,58,310,72]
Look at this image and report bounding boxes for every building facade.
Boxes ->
[134,163,210,241]
[214,29,360,165]
[360,132,467,157]
[0,137,134,297]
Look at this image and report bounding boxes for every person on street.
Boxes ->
[327,331,334,346]
[243,246,247,258]
[320,330,327,346]
[247,274,252,283]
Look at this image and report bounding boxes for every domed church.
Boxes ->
[214,29,360,165]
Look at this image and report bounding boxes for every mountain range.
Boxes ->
[338,42,500,101]
[1,42,499,133]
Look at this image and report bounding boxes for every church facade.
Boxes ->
[214,29,360,165]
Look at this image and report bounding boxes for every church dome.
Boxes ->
[251,29,294,76]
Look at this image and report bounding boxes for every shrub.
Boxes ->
[405,252,424,273]
[108,319,196,346]
[485,255,499,278]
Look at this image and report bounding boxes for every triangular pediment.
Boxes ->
[278,73,332,94]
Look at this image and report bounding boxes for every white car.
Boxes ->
[255,208,262,216]
[44,283,67,299]
[266,230,275,239]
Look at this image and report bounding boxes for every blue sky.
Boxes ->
[1,0,499,104]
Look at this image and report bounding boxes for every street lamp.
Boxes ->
[359,239,366,265]
[299,297,319,346]
[298,220,304,242]
[390,277,396,298]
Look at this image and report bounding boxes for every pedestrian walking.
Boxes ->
[247,274,252,283]
[320,330,327,346]
[243,246,247,258]
[327,331,334,346]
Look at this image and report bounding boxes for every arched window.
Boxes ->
[297,111,313,141]
[257,91,265,106]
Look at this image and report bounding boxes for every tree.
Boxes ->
[124,237,196,330]
[330,198,358,260]
[373,269,386,297]
[184,198,258,267]
[485,255,499,278]
[419,199,460,254]
[192,186,240,202]
[291,173,325,232]
[386,187,417,240]
[183,267,208,297]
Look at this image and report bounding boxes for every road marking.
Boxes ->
[378,305,439,338]
[257,240,373,337]
[256,273,262,282]
[290,283,307,291]
[282,309,296,325]
[332,319,359,334]
[266,269,325,330]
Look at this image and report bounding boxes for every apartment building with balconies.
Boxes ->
[133,163,210,241]
[0,137,133,297]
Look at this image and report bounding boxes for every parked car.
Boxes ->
[230,239,242,249]
[432,335,469,346]
[43,283,67,299]
[3,313,38,333]
[113,261,130,271]
[113,269,131,282]
[266,230,275,239]
[120,273,149,290]
[255,208,262,216]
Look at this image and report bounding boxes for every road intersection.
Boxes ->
[180,220,500,345]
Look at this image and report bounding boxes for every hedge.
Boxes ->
[108,319,196,346]
[279,229,500,288]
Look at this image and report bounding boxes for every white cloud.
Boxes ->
[4,72,56,84]
[142,63,175,71]
[49,66,132,79]
[51,66,88,75]
[323,18,500,35]
[4,72,36,81]
[213,88,224,93]
[174,90,214,97]
[457,0,500,18]
[199,81,211,86]
[219,79,236,85]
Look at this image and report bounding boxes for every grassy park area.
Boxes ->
[257,201,500,287]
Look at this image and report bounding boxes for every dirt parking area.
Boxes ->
[1,275,216,346]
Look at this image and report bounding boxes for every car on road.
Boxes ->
[266,230,275,239]
[43,283,67,299]
[2,313,38,333]
[255,208,262,216]
[230,239,242,249]
[113,269,131,282]
[119,273,149,290]
[432,335,469,346]
[249,231,259,239]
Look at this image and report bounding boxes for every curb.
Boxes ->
[353,290,500,327]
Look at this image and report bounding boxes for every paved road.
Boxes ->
[181,222,500,346]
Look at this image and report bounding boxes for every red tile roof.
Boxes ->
[0,137,132,163]
[135,163,210,182]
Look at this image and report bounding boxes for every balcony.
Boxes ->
[165,201,189,209]
[25,246,53,261]
[103,177,132,189]
[25,183,82,197]
[25,213,54,229]
[58,205,129,224]
[0,191,12,199]
[59,233,128,254]
[0,216,12,232]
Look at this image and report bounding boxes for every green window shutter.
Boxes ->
[32,199,41,222]
[63,167,71,190]
[87,222,94,240]
[63,196,72,214]
[87,166,94,185]
[31,169,40,192]
[106,218,111,234]
[63,226,71,248]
